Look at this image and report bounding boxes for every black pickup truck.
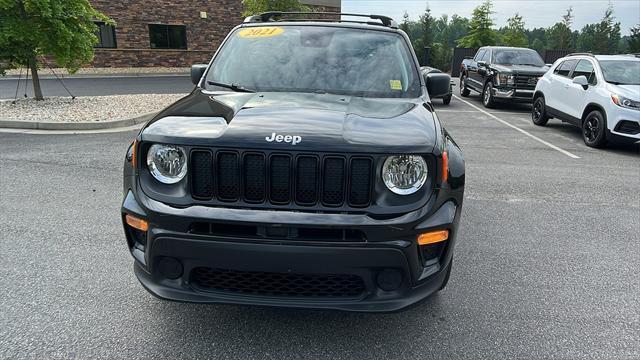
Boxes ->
[459,46,549,108]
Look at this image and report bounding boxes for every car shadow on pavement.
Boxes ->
[146,294,450,355]
[545,122,640,156]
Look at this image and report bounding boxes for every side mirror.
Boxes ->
[191,64,208,85]
[425,73,451,99]
[477,60,487,67]
[572,75,589,89]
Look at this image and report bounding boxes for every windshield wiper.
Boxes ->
[206,80,254,93]
[515,63,542,66]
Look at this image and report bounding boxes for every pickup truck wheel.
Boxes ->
[443,94,452,105]
[460,75,470,97]
[582,110,607,148]
[532,96,550,126]
[482,82,495,108]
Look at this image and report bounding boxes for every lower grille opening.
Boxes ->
[191,267,366,298]
[615,120,640,135]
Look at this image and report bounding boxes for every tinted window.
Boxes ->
[474,49,486,62]
[494,49,544,66]
[573,60,597,85]
[207,26,421,98]
[480,49,491,62]
[554,59,577,77]
[94,22,116,48]
[600,60,640,85]
[149,24,187,49]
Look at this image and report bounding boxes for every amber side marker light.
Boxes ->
[130,139,138,165]
[125,214,148,232]
[441,151,449,183]
[418,230,449,245]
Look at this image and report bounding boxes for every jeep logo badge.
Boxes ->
[265,132,302,145]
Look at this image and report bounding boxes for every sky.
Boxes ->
[341,0,640,35]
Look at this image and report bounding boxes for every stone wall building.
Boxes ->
[89,0,341,67]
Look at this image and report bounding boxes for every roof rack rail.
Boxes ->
[244,12,398,28]
[567,52,594,57]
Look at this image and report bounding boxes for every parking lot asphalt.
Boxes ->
[1,91,638,359]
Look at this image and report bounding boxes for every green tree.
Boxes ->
[400,11,410,34]
[592,4,621,54]
[242,0,309,16]
[628,25,640,53]
[502,13,528,47]
[576,23,596,52]
[414,4,435,65]
[547,7,573,50]
[531,38,545,54]
[0,0,111,100]
[457,0,499,47]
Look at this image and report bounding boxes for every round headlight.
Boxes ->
[146,144,187,184]
[382,155,428,195]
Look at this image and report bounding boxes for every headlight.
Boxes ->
[146,144,187,184]
[382,155,428,195]
[611,94,640,110]
[497,74,515,85]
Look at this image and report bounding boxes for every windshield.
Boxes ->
[206,25,421,98]
[599,60,640,85]
[494,49,545,66]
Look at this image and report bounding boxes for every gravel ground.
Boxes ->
[0,94,186,122]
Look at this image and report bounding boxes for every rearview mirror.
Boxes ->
[572,75,589,89]
[477,60,487,67]
[191,64,208,85]
[425,73,451,99]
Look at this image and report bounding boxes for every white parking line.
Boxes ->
[452,95,581,159]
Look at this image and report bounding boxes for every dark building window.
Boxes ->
[94,21,117,48]
[149,24,187,49]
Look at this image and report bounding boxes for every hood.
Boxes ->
[606,83,640,101]
[141,90,438,153]
[491,64,548,75]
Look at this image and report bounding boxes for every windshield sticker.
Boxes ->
[238,27,284,38]
[389,80,403,90]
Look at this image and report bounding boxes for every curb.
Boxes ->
[0,111,157,131]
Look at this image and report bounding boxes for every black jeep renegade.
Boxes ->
[121,12,465,312]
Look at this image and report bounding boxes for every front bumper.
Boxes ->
[492,87,535,102]
[122,187,462,312]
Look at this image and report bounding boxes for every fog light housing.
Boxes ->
[376,269,403,291]
[158,257,183,280]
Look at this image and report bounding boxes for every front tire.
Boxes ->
[460,75,470,97]
[482,81,495,108]
[532,96,550,126]
[582,110,607,148]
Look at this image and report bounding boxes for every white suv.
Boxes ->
[532,54,639,147]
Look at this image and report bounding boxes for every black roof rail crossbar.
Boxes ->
[245,12,397,28]
[263,18,394,28]
[567,52,594,57]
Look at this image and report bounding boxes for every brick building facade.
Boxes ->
[89,0,341,67]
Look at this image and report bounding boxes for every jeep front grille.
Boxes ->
[190,150,373,209]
